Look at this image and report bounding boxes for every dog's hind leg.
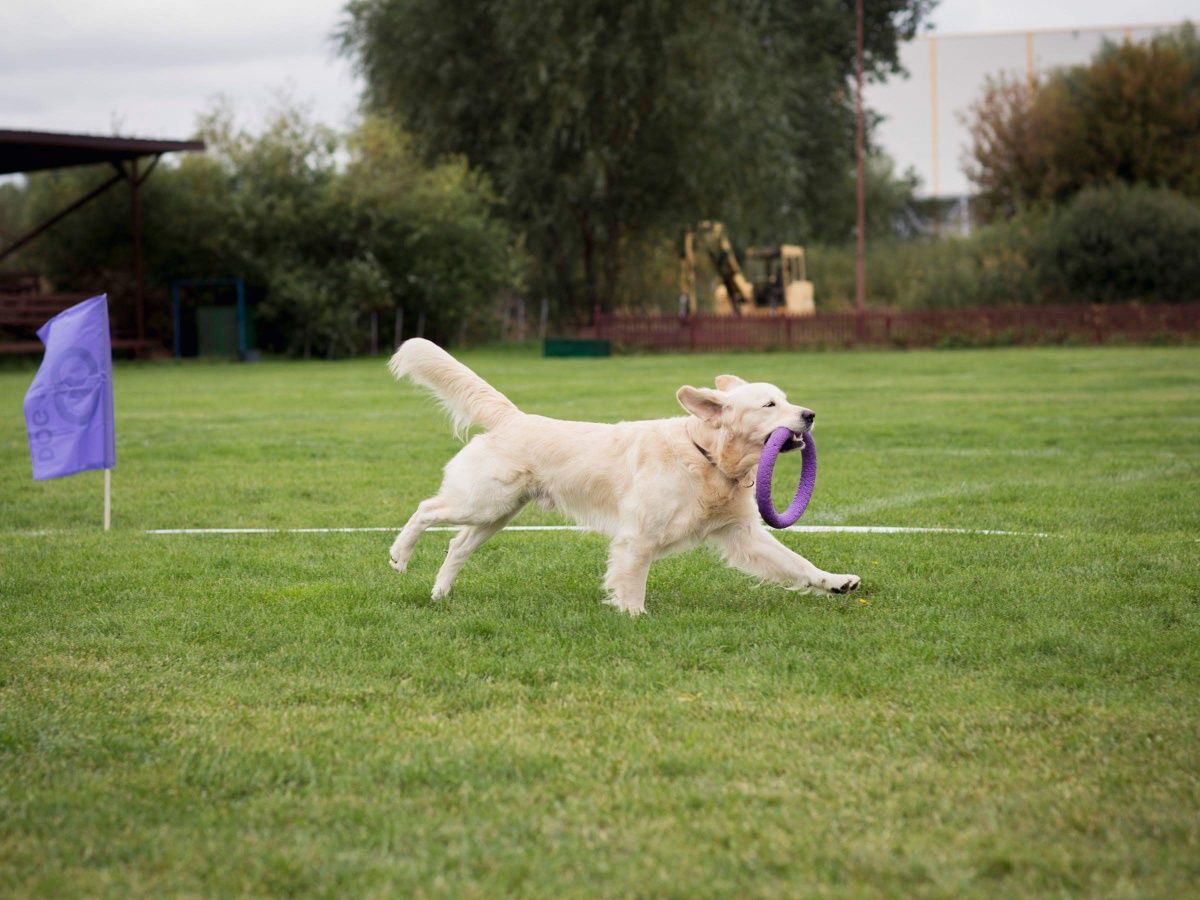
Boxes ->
[389,496,452,573]
[389,494,519,574]
[390,433,529,577]
[389,466,528,576]
[431,509,521,600]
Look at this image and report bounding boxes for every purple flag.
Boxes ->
[23,294,116,480]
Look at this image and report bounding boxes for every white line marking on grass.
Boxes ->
[1107,460,1196,484]
[143,524,1049,537]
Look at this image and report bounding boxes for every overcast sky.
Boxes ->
[1,0,360,139]
[2,0,1195,192]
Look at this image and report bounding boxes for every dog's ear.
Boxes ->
[677,386,725,424]
[714,374,746,391]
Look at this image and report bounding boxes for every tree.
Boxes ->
[6,102,523,355]
[965,23,1200,221]
[338,0,933,316]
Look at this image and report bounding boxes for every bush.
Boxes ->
[809,185,1200,309]
[809,214,1045,311]
[1035,184,1200,303]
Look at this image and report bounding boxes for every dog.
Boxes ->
[387,339,860,615]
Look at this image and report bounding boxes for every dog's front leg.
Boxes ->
[602,536,654,616]
[709,524,860,595]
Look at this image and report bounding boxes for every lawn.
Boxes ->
[1,345,1198,897]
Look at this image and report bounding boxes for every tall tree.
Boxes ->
[966,23,1200,221]
[339,0,932,316]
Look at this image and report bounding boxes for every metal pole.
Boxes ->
[854,0,867,320]
[929,35,939,200]
[171,282,181,358]
[130,158,145,344]
[235,277,247,358]
[103,469,111,531]
[0,170,125,263]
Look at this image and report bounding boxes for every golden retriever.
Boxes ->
[388,339,860,614]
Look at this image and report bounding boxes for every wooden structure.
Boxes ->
[0,129,204,353]
[0,290,163,355]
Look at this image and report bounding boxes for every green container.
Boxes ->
[196,306,238,357]
[543,337,612,358]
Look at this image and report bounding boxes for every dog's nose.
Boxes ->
[801,409,816,426]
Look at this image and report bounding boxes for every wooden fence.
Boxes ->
[588,302,1200,351]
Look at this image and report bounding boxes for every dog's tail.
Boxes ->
[389,338,519,438]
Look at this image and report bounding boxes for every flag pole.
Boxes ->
[104,469,111,531]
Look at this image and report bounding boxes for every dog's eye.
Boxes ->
[764,401,776,408]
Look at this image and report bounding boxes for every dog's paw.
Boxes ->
[388,554,406,574]
[602,595,646,617]
[431,583,451,601]
[829,574,861,595]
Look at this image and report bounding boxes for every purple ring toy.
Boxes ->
[756,427,817,528]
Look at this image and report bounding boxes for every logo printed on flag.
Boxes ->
[23,294,116,480]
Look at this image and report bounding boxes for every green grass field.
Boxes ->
[2,346,1198,897]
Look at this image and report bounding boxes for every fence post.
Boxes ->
[171,283,181,359]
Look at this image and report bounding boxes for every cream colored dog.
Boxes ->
[388,339,860,615]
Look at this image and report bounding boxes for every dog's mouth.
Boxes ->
[763,428,808,451]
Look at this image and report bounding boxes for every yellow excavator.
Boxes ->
[678,220,815,316]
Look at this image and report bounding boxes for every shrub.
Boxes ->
[808,213,1045,311]
[1035,184,1200,303]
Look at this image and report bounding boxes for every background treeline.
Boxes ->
[338,0,932,315]
[2,107,521,356]
[813,183,1200,309]
[2,0,931,352]
[814,23,1200,310]
[2,11,1197,354]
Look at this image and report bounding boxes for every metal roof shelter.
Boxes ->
[0,128,205,347]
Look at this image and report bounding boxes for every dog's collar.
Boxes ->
[691,437,717,467]
[687,426,753,488]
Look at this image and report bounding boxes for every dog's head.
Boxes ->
[676,374,814,478]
